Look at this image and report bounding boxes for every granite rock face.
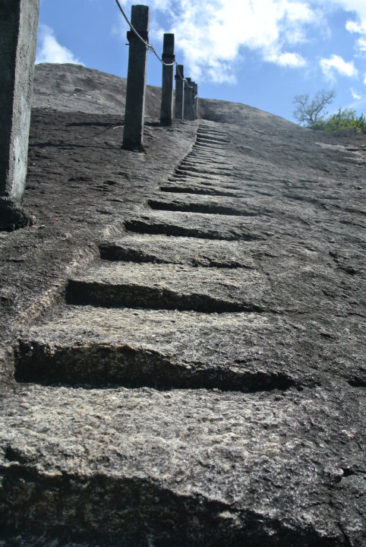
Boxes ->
[32,63,162,119]
[0,64,366,545]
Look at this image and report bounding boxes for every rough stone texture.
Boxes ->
[0,67,197,384]
[124,210,273,241]
[0,0,39,228]
[123,5,149,151]
[0,385,365,545]
[175,64,184,120]
[0,197,33,231]
[14,306,363,390]
[99,234,257,268]
[160,33,175,126]
[0,63,366,545]
[65,261,269,312]
[32,63,162,118]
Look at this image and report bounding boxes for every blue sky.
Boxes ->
[37,0,366,122]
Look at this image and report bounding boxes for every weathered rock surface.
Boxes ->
[32,63,162,119]
[1,384,365,545]
[65,261,268,312]
[14,305,365,391]
[99,234,257,268]
[0,63,366,545]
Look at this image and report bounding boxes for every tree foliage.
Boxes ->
[311,108,366,133]
[293,90,335,126]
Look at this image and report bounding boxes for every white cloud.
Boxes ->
[132,0,315,83]
[351,87,361,99]
[332,1,366,55]
[320,54,358,80]
[267,51,307,67]
[345,18,366,53]
[36,25,83,65]
[116,0,366,84]
[346,20,366,34]
[323,0,366,22]
[356,37,366,51]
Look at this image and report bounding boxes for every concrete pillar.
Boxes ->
[0,0,39,231]
[193,82,198,120]
[160,34,175,126]
[122,5,149,151]
[184,78,194,121]
[189,80,196,120]
[174,64,184,120]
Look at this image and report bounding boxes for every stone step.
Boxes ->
[193,142,229,151]
[175,166,233,177]
[178,162,230,172]
[15,306,366,388]
[180,158,229,167]
[196,137,229,145]
[160,184,242,197]
[169,171,222,181]
[15,306,314,389]
[65,262,269,312]
[166,176,244,190]
[196,129,228,138]
[147,193,268,217]
[124,211,271,241]
[197,126,228,135]
[189,151,229,160]
[196,130,229,139]
[149,193,327,226]
[99,234,256,269]
[195,135,228,143]
[0,384,364,544]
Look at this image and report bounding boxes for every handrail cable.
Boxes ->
[114,0,194,87]
[115,0,174,66]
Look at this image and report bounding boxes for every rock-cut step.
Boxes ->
[0,384,363,545]
[195,135,229,145]
[15,306,313,390]
[65,262,269,312]
[174,166,233,177]
[124,211,272,241]
[99,234,256,269]
[147,193,270,217]
[159,183,243,198]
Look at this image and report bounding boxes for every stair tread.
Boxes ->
[125,210,273,241]
[99,234,257,268]
[16,306,365,388]
[148,193,270,217]
[16,306,313,389]
[66,261,269,312]
[0,384,363,544]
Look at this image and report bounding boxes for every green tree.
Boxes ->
[311,108,366,133]
[293,90,335,126]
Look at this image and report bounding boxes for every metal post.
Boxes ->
[122,5,149,151]
[160,34,175,126]
[0,0,39,230]
[175,65,184,120]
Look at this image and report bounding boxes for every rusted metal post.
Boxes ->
[175,65,184,120]
[160,33,175,126]
[0,0,39,230]
[122,5,149,151]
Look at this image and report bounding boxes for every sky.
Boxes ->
[36,0,366,123]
